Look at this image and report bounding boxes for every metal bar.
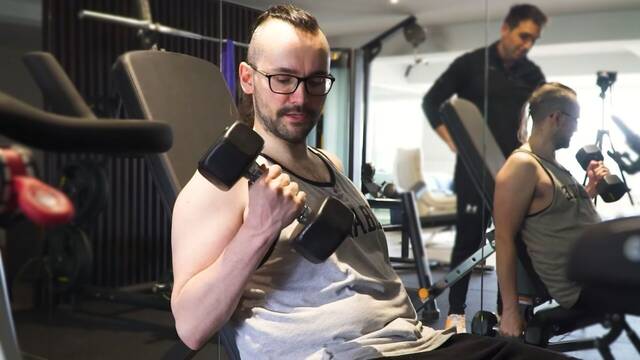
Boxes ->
[416,234,496,309]
[78,9,249,48]
[0,250,22,360]
[401,191,440,321]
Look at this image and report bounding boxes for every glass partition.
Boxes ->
[318,49,353,176]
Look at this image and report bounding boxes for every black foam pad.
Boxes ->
[0,91,172,153]
[568,216,640,288]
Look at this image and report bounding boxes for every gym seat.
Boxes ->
[393,147,456,218]
[440,97,634,358]
[112,50,241,359]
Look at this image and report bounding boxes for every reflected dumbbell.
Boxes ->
[471,310,499,337]
[198,122,354,264]
[576,145,628,202]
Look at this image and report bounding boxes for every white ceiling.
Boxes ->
[228,0,640,38]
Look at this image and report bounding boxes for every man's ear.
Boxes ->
[551,111,562,127]
[239,62,254,95]
[500,22,510,38]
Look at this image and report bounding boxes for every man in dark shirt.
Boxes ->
[422,4,547,333]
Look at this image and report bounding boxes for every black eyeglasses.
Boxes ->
[248,63,335,96]
[561,111,578,123]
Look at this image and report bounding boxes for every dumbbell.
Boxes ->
[471,310,499,337]
[361,162,382,197]
[576,145,628,202]
[198,121,355,264]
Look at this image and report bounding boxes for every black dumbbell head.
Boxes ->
[362,162,376,182]
[381,182,399,198]
[292,197,355,264]
[198,122,264,191]
[576,145,603,170]
[471,310,498,337]
[597,174,628,202]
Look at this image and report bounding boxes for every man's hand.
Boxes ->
[498,308,525,337]
[585,160,610,197]
[245,164,306,239]
[435,124,457,153]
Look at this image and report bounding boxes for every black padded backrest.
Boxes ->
[112,50,238,206]
[440,98,503,213]
[514,233,552,303]
[440,98,551,303]
[112,50,241,360]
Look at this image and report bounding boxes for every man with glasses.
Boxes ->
[493,82,619,337]
[171,5,571,359]
[421,4,548,333]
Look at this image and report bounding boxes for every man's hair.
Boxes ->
[528,82,577,123]
[247,5,320,64]
[252,4,320,34]
[504,4,548,29]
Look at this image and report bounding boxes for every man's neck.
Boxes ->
[526,132,556,163]
[254,124,311,165]
[496,41,515,69]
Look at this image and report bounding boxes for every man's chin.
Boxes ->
[282,127,314,144]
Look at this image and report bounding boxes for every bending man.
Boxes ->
[422,4,547,332]
[495,82,610,336]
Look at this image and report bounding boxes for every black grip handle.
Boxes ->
[0,91,172,154]
[22,51,96,118]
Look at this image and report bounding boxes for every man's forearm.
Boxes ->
[172,225,276,350]
[496,234,520,313]
[434,124,457,152]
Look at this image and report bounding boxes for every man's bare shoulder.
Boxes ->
[497,151,539,183]
[173,171,247,223]
[505,151,539,171]
[317,148,344,173]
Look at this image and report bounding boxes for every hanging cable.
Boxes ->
[479,0,490,316]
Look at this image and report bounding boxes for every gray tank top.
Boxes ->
[516,150,600,308]
[228,148,452,360]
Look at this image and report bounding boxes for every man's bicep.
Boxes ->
[171,173,245,291]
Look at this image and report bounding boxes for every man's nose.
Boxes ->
[288,81,307,103]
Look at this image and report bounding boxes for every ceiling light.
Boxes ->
[390,0,399,4]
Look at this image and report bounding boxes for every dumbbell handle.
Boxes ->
[246,162,312,224]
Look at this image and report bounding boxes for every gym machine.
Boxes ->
[0,89,172,359]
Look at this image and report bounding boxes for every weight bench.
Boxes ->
[431,97,634,357]
[111,50,241,360]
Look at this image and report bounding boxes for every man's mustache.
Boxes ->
[277,105,318,119]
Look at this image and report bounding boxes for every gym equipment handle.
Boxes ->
[0,91,172,154]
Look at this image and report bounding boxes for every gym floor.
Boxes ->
[12,228,639,360]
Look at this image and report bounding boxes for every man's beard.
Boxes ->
[554,133,571,149]
[254,97,320,144]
